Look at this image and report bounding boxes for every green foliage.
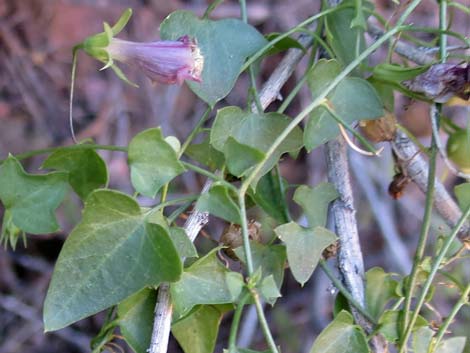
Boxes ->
[43,190,182,331]
[128,128,185,198]
[195,184,241,224]
[171,249,244,318]
[0,155,68,234]
[454,182,470,210]
[293,183,339,228]
[249,171,289,223]
[172,305,231,353]
[160,11,267,106]
[304,60,384,151]
[211,107,303,185]
[378,310,427,343]
[365,267,399,319]
[309,311,370,353]
[117,288,156,353]
[276,223,336,285]
[185,137,225,170]
[235,243,286,304]
[42,148,108,200]
[324,1,371,70]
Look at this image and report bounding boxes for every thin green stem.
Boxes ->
[180,161,236,191]
[400,134,437,344]
[228,292,251,350]
[179,106,212,158]
[239,0,263,114]
[4,143,127,163]
[203,0,225,19]
[319,103,382,155]
[399,204,470,353]
[319,260,377,325]
[439,0,448,61]
[238,194,254,275]
[145,195,199,215]
[167,202,193,224]
[250,288,280,353]
[429,283,470,353]
[241,6,346,72]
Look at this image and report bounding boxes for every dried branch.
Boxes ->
[392,130,470,243]
[325,137,387,353]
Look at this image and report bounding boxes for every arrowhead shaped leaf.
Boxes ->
[171,249,243,318]
[365,267,398,319]
[293,183,338,228]
[118,288,156,353]
[309,311,370,353]
[43,190,182,331]
[304,60,383,151]
[211,107,303,185]
[275,223,337,286]
[42,148,108,200]
[172,305,229,353]
[234,243,286,304]
[195,183,241,224]
[0,155,67,234]
[128,128,185,198]
[160,11,267,106]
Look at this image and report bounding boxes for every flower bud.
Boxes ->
[106,35,203,85]
[403,63,470,103]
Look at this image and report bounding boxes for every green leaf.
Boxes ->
[128,128,186,198]
[412,327,434,353]
[435,337,467,353]
[171,249,243,318]
[365,267,398,319]
[0,155,68,234]
[170,227,198,259]
[249,171,289,223]
[160,11,267,106]
[42,148,108,200]
[260,275,282,301]
[172,305,229,353]
[454,183,470,210]
[235,243,286,304]
[305,74,384,151]
[325,2,370,70]
[118,288,156,353]
[275,223,336,286]
[378,310,427,343]
[372,63,431,84]
[195,183,241,224]
[264,33,305,56]
[211,107,303,185]
[43,190,182,331]
[293,183,339,228]
[224,137,265,177]
[309,310,370,353]
[185,137,225,171]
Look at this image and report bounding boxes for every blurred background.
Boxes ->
[0,0,469,352]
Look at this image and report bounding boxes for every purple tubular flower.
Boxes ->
[106,35,204,85]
